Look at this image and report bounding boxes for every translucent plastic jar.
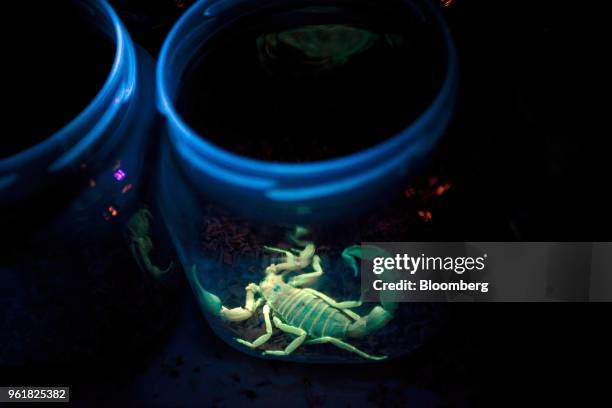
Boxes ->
[157,0,457,363]
[0,0,160,364]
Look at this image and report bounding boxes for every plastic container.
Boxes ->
[157,0,457,363]
[0,0,164,365]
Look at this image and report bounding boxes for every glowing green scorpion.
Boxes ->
[128,209,173,280]
[192,238,396,360]
[257,23,404,76]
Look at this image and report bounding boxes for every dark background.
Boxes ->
[1,0,608,406]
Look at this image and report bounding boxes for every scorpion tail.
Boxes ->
[342,244,399,313]
[287,225,311,247]
[343,244,399,337]
[342,245,361,277]
[348,305,394,338]
[190,265,223,318]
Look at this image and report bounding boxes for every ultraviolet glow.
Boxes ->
[114,169,126,181]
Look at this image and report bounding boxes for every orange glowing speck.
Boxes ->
[404,187,416,199]
[122,184,133,194]
[418,210,433,222]
[108,206,118,217]
[435,183,451,196]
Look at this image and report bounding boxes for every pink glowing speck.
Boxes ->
[114,169,126,181]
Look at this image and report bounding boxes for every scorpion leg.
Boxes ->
[304,337,386,361]
[235,304,273,348]
[288,255,323,288]
[262,317,307,357]
[301,288,362,321]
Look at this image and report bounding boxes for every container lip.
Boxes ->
[157,0,457,178]
[0,0,128,169]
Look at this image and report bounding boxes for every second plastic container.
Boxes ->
[0,0,168,366]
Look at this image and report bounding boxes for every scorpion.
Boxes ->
[257,20,405,77]
[191,240,396,360]
[127,209,173,280]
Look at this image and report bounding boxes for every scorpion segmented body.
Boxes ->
[266,281,352,339]
[193,241,395,360]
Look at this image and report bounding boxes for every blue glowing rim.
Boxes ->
[0,0,136,173]
[157,0,457,181]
